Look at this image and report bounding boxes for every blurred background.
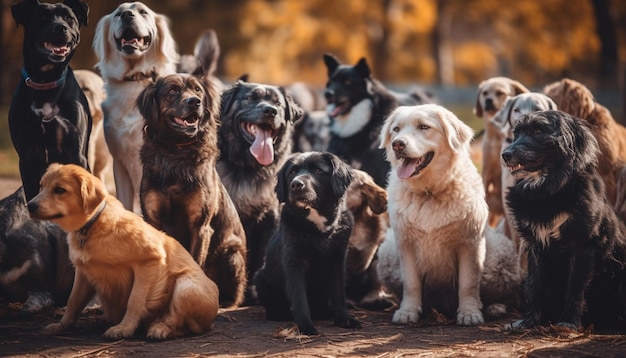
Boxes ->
[1,0,625,176]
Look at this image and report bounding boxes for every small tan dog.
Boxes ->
[27,164,218,340]
[474,77,528,226]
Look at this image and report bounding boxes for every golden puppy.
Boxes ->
[474,77,528,226]
[543,78,626,207]
[27,164,218,340]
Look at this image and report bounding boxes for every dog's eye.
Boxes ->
[496,90,505,96]
[419,124,430,130]
[65,16,75,24]
[114,12,121,17]
[344,80,351,86]
[392,126,400,133]
[139,9,149,15]
[513,108,520,113]
[168,88,179,96]
[194,86,202,93]
[505,137,513,144]
[53,186,66,194]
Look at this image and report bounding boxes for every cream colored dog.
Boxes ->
[93,2,178,213]
[377,104,488,326]
[27,164,218,340]
[474,77,528,226]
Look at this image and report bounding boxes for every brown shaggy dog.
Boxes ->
[474,77,529,226]
[543,78,626,207]
[137,73,247,308]
[28,164,219,340]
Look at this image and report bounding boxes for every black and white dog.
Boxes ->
[9,0,91,202]
[502,110,626,330]
[254,152,361,335]
[322,53,434,187]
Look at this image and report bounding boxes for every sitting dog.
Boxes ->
[376,104,488,326]
[0,188,73,313]
[474,77,529,226]
[138,73,247,308]
[93,1,179,213]
[28,164,219,340]
[217,79,303,302]
[502,110,626,330]
[254,152,361,335]
[9,0,91,202]
[322,53,434,187]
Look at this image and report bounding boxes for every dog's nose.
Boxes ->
[262,105,278,117]
[27,201,38,215]
[120,10,135,21]
[53,23,68,34]
[392,139,405,152]
[501,148,513,163]
[290,178,305,191]
[186,97,201,108]
[324,89,334,102]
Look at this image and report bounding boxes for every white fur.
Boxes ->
[376,104,488,326]
[329,99,373,138]
[0,260,32,286]
[92,2,178,213]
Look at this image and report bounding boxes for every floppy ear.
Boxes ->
[11,0,38,27]
[323,53,341,76]
[79,169,106,215]
[545,96,558,111]
[92,14,112,67]
[354,57,371,79]
[280,87,304,122]
[555,111,598,171]
[439,109,473,153]
[64,0,88,27]
[220,81,242,117]
[509,79,529,96]
[492,96,515,131]
[327,153,354,197]
[275,158,295,203]
[136,82,160,124]
[473,81,485,117]
[379,108,398,149]
[362,180,387,214]
[153,13,179,65]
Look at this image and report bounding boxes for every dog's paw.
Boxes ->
[104,324,135,340]
[392,308,420,324]
[147,323,177,340]
[334,316,362,330]
[456,308,484,326]
[554,321,580,332]
[42,322,66,335]
[485,303,508,317]
[297,322,318,336]
[503,319,527,331]
[22,292,54,313]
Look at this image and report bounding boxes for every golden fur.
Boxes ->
[93,2,179,213]
[28,164,218,340]
[474,77,529,226]
[377,104,488,326]
[543,78,626,207]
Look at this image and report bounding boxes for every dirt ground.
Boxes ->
[1,177,626,358]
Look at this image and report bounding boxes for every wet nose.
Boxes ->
[501,148,513,163]
[121,10,135,21]
[187,97,201,108]
[392,139,405,152]
[324,89,334,101]
[53,23,67,34]
[263,105,277,117]
[290,178,305,191]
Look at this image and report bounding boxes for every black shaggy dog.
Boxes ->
[217,79,304,303]
[254,152,361,335]
[502,110,626,330]
[137,72,247,308]
[322,53,434,187]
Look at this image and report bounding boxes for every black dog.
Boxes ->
[9,0,91,202]
[217,79,304,303]
[254,152,360,335]
[322,53,434,187]
[502,110,626,330]
[0,188,74,313]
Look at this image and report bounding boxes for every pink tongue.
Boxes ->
[249,125,274,165]
[329,104,343,117]
[397,158,418,179]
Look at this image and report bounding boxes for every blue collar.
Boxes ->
[21,67,67,90]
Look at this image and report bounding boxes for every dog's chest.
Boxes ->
[30,102,60,121]
[519,212,570,248]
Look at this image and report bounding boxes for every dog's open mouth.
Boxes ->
[242,122,276,166]
[39,41,74,62]
[396,151,434,179]
[170,115,199,134]
[116,29,151,53]
[327,99,350,117]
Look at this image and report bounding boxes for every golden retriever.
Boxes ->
[376,104,488,326]
[93,1,178,213]
[474,77,528,226]
[27,164,219,340]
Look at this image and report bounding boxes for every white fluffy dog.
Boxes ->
[93,2,178,212]
[377,104,488,326]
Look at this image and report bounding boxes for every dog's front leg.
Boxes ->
[393,238,423,324]
[103,263,156,339]
[505,245,545,330]
[42,270,95,334]
[557,249,595,329]
[456,243,485,326]
[329,256,361,329]
[285,268,317,335]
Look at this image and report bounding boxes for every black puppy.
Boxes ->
[323,53,434,187]
[502,110,626,330]
[254,152,361,335]
[9,0,91,202]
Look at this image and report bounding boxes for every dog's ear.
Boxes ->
[327,153,354,197]
[78,168,107,215]
[553,110,599,171]
[153,14,179,65]
[220,81,242,117]
[323,53,341,76]
[93,14,112,67]
[473,80,486,118]
[358,172,387,214]
[237,74,249,82]
[11,0,39,27]
[279,87,304,122]
[545,95,558,111]
[64,0,89,27]
[509,79,529,96]
[354,57,371,79]
[439,108,473,153]
[136,82,160,124]
[492,96,515,133]
[379,108,398,149]
[275,157,295,203]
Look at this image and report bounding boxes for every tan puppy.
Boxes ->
[27,164,218,340]
[474,77,528,226]
[377,104,488,326]
[543,78,626,207]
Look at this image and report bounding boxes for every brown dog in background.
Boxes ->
[28,164,219,340]
[474,77,528,226]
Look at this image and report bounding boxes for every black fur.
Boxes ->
[9,0,91,202]
[254,152,361,335]
[322,53,434,187]
[502,110,626,330]
[217,79,304,304]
